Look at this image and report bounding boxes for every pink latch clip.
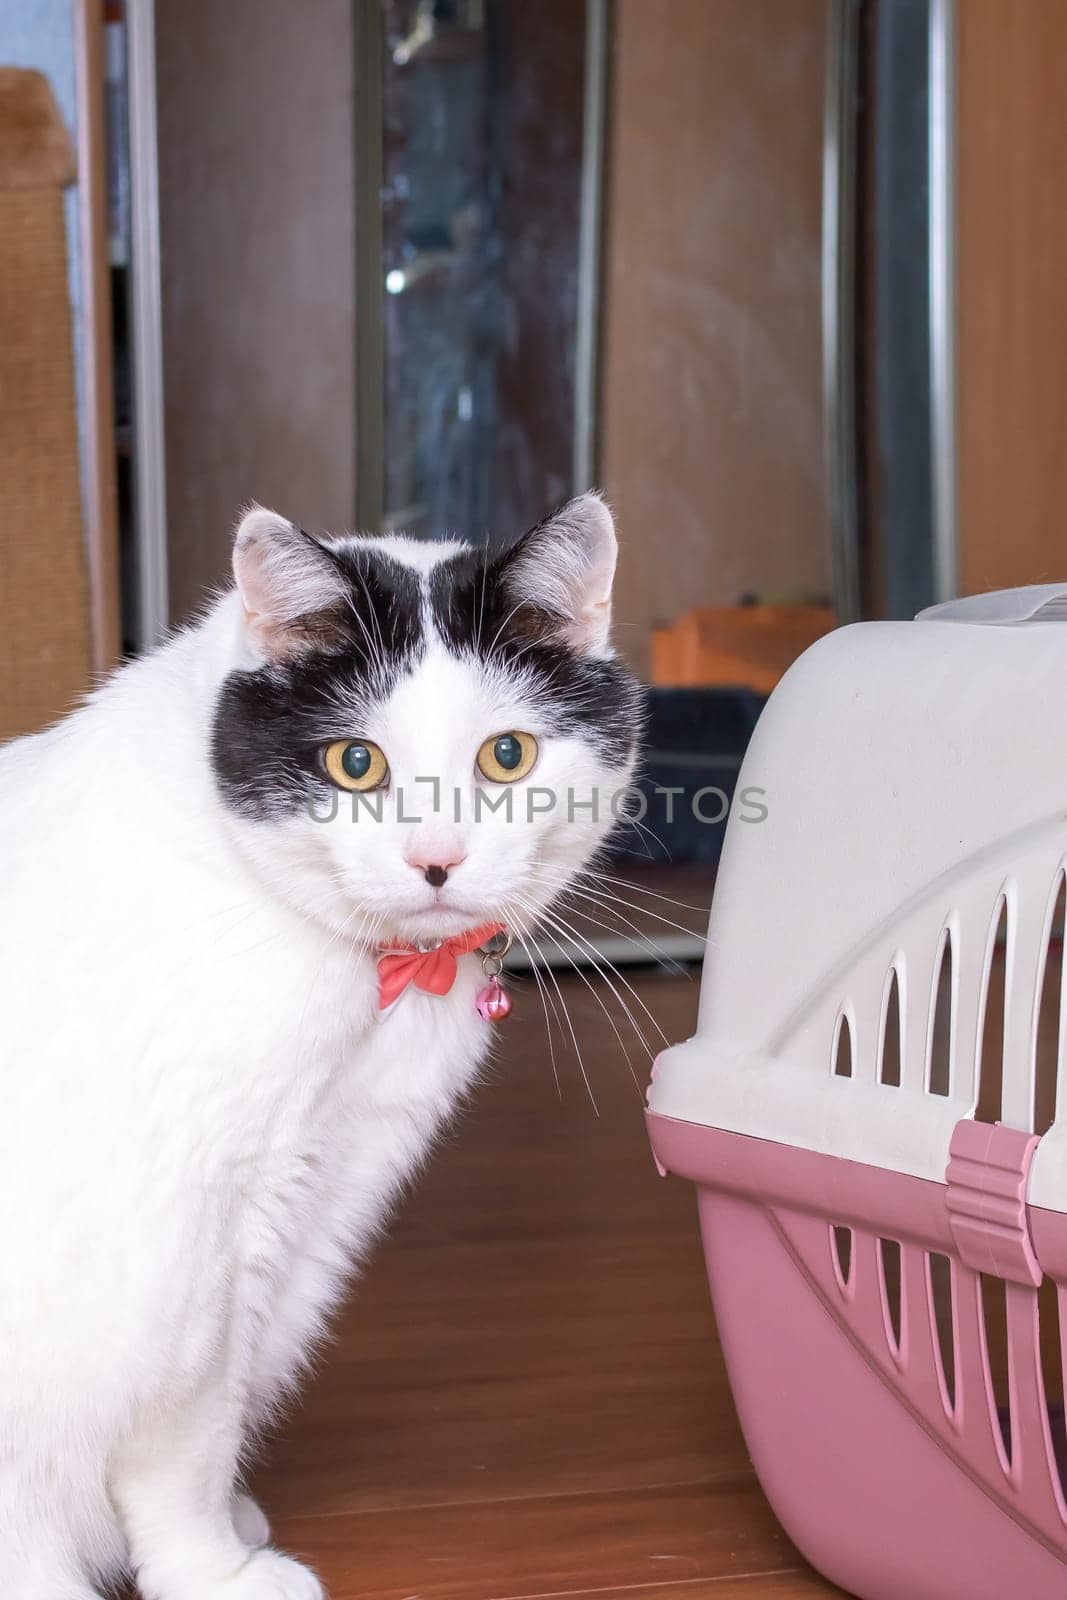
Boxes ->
[945,1119,1042,1286]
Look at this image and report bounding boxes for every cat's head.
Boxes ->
[211,494,642,949]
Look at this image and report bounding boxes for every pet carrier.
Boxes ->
[645,587,1067,1600]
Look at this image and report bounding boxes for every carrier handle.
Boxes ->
[917,584,1067,625]
[646,1109,1067,1288]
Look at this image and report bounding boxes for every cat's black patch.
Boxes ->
[429,545,643,768]
[213,530,642,822]
[212,545,423,819]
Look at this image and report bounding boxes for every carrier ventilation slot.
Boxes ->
[831,1225,853,1290]
[878,1237,903,1355]
[1034,872,1065,1137]
[1038,1276,1067,1501]
[833,1010,853,1078]
[976,898,1009,1125]
[980,1271,1013,1468]
[879,968,902,1087]
[927,931,953,1097]
[928,1251,956,1413]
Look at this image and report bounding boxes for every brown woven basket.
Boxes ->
[0,67,90,741]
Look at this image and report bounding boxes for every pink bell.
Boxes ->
[476,976,512,1022]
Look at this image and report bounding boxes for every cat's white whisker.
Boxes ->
[509,896,599,1113]
[577,865,712,915]
[536,866,707,949]
[511,892,642,1094]
[519,895,669,1056]
[502,902,563,1101]
[555,891,692,976]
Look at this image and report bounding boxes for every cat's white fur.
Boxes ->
[0,499,630,1599]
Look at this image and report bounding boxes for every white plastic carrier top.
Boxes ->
[646,584,1067,1215]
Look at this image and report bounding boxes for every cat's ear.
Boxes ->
[232,506,349,661]
[499,492,618,655]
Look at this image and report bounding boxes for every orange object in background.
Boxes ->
[650,603,837,693]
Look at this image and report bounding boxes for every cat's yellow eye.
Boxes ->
[323,739,389,792]
[476,731,538,784]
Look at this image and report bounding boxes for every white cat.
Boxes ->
[0,494,640,1599]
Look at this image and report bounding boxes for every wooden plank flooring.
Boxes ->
[253,960,846,1600]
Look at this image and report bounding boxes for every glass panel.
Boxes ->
[376,0,586,541]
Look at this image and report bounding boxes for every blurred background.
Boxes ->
[2,0,1065,908]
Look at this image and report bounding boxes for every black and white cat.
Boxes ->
[0,494,641,1599]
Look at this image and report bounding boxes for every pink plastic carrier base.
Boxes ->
[644,593,1067,1600]
[647,1111,1067,1600]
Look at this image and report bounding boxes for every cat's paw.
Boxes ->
[232,1491,271,1549]
[215,1549,324,1600]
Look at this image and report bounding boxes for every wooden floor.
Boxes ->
[254,956,845,1600]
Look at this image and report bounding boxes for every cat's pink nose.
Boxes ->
[409,854,466,888]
